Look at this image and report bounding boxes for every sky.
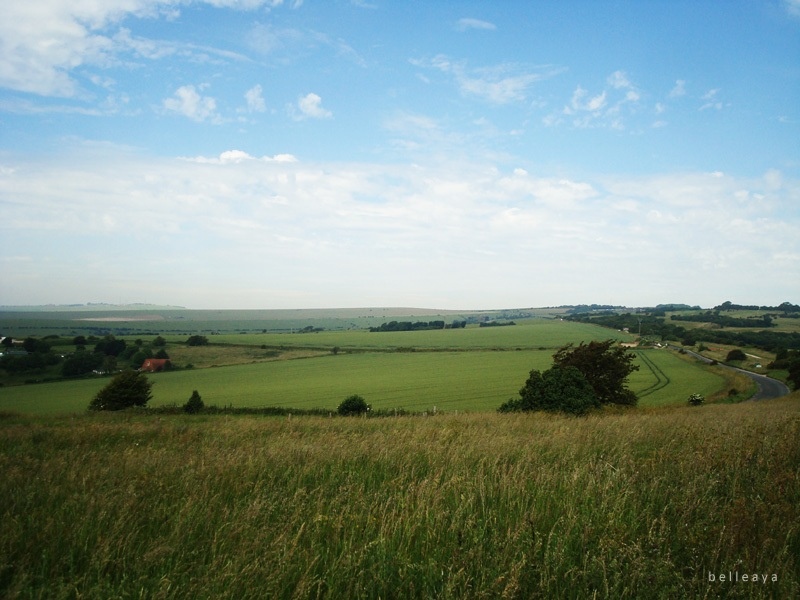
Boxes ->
[1,0,799,310]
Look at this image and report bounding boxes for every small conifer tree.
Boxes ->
[184,390,204,414]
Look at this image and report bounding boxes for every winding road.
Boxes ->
[669,346,790,400]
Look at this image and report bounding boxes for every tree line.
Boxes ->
[369,320,467,332]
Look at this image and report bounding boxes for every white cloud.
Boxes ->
[412,55,561,105]
[187,150,298,163]
[786,0,800,17]
[3,145,796,308]
[163,85,219,122]
[607,70,631,89]
[456,18,497,32]
[292,92,332,119]
[566,87,607,114]
[246,22,365,67]
[244,84,267,112]
[0,0,293,97]
[555,71,646,129]
[700,88,723,110]
[669,79,687,98]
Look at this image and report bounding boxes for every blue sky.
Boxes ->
[1,0,799,309]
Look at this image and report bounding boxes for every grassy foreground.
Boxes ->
[2,397,799,599]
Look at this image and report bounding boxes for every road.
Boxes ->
[669,346,790,400]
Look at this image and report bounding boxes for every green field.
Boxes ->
[0,347,726,415]
[205,319,625,351]
[0,307,560,337]
[0,310,755,415]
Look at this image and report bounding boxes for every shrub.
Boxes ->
[688,393,705,406]
[498,397,523,413]
[337,394,370,416]
[726,349,747,362]
[89,370,153,411]
[184,390,204,414]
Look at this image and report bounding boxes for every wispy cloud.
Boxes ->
[456,18,497,32]
[555,70,641,129]
[246,22,365,66]
[412,55,562,105]
[669,79,687,98]
[699,88,724,111]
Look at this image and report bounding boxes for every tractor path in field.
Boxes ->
[669,346,790,400]
[635,350,671,398]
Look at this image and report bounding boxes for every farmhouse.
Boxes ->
[140,358,171,372]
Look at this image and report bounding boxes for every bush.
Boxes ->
[184,390,204,414]
[726,349,747,362]
[498,397,523,413]
[89,370,153,411]
[688,393,705,406]
[337,394,370,416]
[186,335,209,347]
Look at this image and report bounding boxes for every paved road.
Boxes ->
[669,345,790,400]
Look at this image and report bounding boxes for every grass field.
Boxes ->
[1,396,798,598]
[204,319,627,351]
[0,307,562,337]
[0,347,727,415]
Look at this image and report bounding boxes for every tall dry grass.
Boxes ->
[1,396,798,598]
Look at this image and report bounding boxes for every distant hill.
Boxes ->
[0,303,187,312]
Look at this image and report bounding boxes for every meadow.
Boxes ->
[0,348,727,415]
[1,315,738,415]
[1,396,798,598]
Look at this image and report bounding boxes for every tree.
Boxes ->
[23,337,50,353]
[184,390,204,414]
[337,394,370,416]
[788,360,800,391]
[552,340,639,406]
[130,349,153,368]
[186,335,209,347]
[89,369,153,411]
[726,349,747,362]
[500,365,598,415]
[94,335,127,356]
[62,350,104,377]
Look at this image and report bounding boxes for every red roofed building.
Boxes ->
[140,358,171,372]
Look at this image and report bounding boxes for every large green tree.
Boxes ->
[89,369,153,411]
[551,340,639,406]
[501,365,598,415]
